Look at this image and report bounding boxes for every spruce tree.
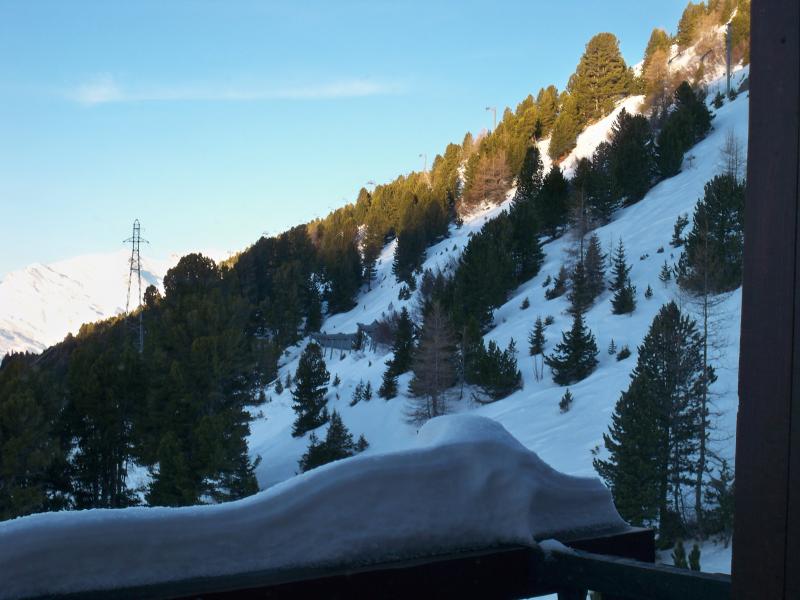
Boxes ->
[291,343,330,437]
[584,233,607,300]
[568,260,592,315]
[298,411,360,472]
[528,317,547,356]
[610,239,636,315]
[545,311,599,385]
[378,363,399,399]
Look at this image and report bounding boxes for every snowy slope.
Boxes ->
[0,415,625,599]
[0,248,230,359]
[247,69,748,575]
[539,94,645,178]
[0,251,170,358]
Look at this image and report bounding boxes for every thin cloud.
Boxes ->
[69,75,405,105]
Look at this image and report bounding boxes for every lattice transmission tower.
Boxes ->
[124,219,149,353]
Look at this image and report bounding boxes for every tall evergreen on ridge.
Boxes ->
[610,239,636,315]
[594,302,715,536]
[536,165,570,237]
[291,343,330,437]
[545,310,599,385]
[572,32,632,123]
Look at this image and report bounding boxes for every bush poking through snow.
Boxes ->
[559,389,574,413]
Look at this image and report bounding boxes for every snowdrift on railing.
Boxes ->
[0,415,626,599]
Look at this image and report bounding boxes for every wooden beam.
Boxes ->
[733,1,800,599]
[538,548,730,600]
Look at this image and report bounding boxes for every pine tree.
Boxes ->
[378,363,399,399]
[559,389,574,413]
[573,32,631,123]
[610,240,636,315]
[528,317,547,356]
[291,343,330,437]
[513,145,544,206]
[528,316,547,382]
[704,459,735,542]
[536,166,570,237]
[568,260,592,315]
[356,434,369,452]
[545,265,569,300]
[608,339,617,355]
[609,239,631,293]
[408,302,457,425]
[659,261,672,286]
[545,311,599,385]
[584,233,607,300]
[609,109,656,205]
[671,214,690,247]
[549,94,581,161]
[657,82,713,178]
[471,339,522,402]
[594,302,714,533]
[298,411,359,473]
[535,85,560,136]
[677,174,745,294]
[645,285,653,299]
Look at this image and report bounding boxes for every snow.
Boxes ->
[248,70,748,577]
[0,415,624,599]
[539,95,646,178]
[0,248,228,359]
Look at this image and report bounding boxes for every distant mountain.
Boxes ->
[0,250,174,358]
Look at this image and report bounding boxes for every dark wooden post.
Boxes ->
[733,1,799,598]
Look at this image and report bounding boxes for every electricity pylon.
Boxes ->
[124,219,149,353]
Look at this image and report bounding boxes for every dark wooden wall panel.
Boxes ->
[733,1,800,599]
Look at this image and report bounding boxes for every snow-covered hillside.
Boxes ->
[0,248,230,359]
[0,251,170,357]
[247,68,748,574]
[0,415,624,599]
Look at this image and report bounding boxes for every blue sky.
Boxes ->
[0,1,687,277]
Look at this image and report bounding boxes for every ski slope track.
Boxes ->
[249,68,749,576]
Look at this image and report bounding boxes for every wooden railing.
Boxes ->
[34,527,730,600]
